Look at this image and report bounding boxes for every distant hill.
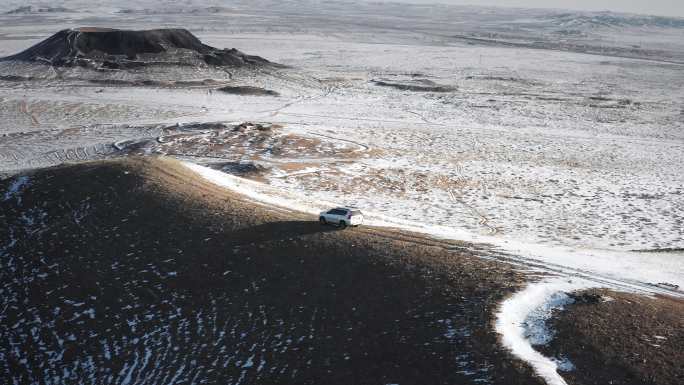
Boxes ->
[0,28,277,69]
[549,11,684,29]
[4,6,73,14]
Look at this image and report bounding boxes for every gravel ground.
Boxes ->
[542,289,684,385]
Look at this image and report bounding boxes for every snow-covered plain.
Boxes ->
[3,14,682,250]
[3,39,683,250]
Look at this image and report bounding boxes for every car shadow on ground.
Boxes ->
[226,220,342,246]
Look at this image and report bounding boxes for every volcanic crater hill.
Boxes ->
[0,28,277,69]
[0,157,543,385]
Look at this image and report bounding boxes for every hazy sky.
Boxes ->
[380,0,684,17]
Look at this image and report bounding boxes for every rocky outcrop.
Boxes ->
[0,28,276,69]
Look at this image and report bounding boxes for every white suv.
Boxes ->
[319,207,364,228]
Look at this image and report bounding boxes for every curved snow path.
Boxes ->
[495,277,593,385]
[182,161,684,385]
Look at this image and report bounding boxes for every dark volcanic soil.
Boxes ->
[0,28,276,68]
[0,157,541,385]
[218,85,280,96]
[372,79,456,92]
[541,289,684,385]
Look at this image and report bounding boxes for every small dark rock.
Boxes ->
[569,292,602,304]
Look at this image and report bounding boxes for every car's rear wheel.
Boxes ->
[339,221,347,229]
[319,217,327,225]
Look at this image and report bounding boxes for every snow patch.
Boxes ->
[3,175,30,204]
[552,356,575,372]
[495,277,593,385]
[523,291,574,346]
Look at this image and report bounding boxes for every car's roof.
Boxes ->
[334,207,361,211]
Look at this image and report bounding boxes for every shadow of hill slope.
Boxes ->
[225,221,339,246]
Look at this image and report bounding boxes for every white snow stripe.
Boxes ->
[495,278,596,385]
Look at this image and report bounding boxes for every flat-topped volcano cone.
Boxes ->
[1,27,276,68]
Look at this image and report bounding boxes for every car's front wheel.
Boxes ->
[339,221,347,229]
